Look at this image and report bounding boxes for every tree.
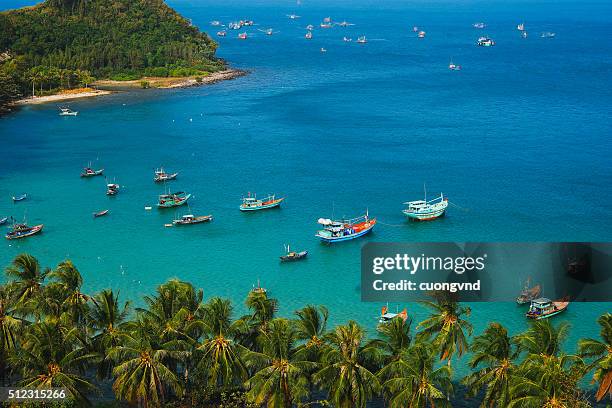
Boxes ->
[463,322,518,407]
[294,305,329,361]
[578,313,612,402]
[314,321,380,408]
[47,260,92,326]
[4,254,48,319]
[0,285,24,385]
[378,341,453,408]
[245,318,315,407]
[365,315,412,365]
[513,319,570,357]
[417,292,473,367]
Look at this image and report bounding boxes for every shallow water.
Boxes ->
[1,0,611,387]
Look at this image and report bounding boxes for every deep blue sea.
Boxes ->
[1,0,611,386]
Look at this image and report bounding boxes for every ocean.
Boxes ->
[1,0,611,384]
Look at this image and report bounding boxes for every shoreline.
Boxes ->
[8,69,247,108]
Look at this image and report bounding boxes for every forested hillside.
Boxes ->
[0,0,224,107]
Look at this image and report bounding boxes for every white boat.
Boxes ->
[477,36,495,46]
[473,22,486,29]
[356,35,367,44]
[265,28,273,35]
[541,32,556,38]
[517,23,525,31]
[217,30,226,37]
[418,30,426,38]
[287,14,300,19]
[320,47,327,53]
[449,59,461,71]
[210,20,221,26]
[238,32,247,40]
[320,22,332,29]
[402,186,448,221]
[305,31,312,39]
[306,24,314,30]
[379,305,408,324]
[343,36,352,42]
[522,31,528,38]
[412,26,419,32]
[59,107,78,116]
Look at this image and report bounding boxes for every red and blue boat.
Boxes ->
[5,223,44,240]
[315,211,376,243]
[240,193,284,211]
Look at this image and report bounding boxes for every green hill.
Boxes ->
[0,0,225,106]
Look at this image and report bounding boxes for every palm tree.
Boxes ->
[378,341,452,408]
[314,320,380,408]
[294,305,329,361]
[47,260,92,325]
[4,254,48,319]
[513,319,570,357]
[109,328,183,407]
[463,322,518,407]
[417,292,473,367]
[365,315,412,366]
[578,312,612,402]
[509,353,588,408]
[89,289,131,379]
[245,318,315,407]
[236,289,279,350]
[9,321,98,403]
[0,285,24,385]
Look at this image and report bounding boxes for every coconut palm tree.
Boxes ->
[463,322,518,407]
[47,260,92,326]
[578,312,612,402]
[236,289,278,350]
[417,292,473,366]
[509,353,588,408]
[245,318,315,407]
[9,321,98,404]
[513,319,570,357]
[378,341,452,408]
[365,315,412,366]
[109,327,183,407]
[89,289,131,379]
[0,285,25,385]
[4,254,48,318]
[294,305,329,361]
[314,320,380,408]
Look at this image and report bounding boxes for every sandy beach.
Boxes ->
[94,69,247,89]
[13,88,113,105]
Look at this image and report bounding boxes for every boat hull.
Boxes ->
[240,198,284,211]
[5,224,44,240]
[280,251,308,262]
[403,208,446,221]
[316,223,375,243]
[157,194,191,208]
[173,215,213,225]
[526,303,568,320]
[81,169,104,177]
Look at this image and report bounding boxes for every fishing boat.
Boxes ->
[418,30,426,38]
[106,183,119,196]
[320,22,332,29]
[356,36,367,44]
[403,186,448,221]
[517,23,525,31]
[157,191,191,208]
[59,107,78,116]
[81,163,104,177]
[238,32,248,40]
[320,47,327,53]
[305,31,312,39]
[541,32,556,38]
[154,168,178,182]
[210,20,221,26]
[251,279,267,294]
[315,211,376,243]
[343,36,352,42]
[217,30,226,37]
[526,297,569,320]
[306,24,314,30]
[287,14,300,19]
[477,36,496,46]
[172,214,213,225]
[12,194,27,202]
[0,217,8,225]
[473,22,486,29]
[240,193,284,211]
[516,278,542,304]
[449,59,461,71]
[5,223,44,240]
[412,26,419,32]
[93,209,109,218]
[522,31,528,38]
[379,305,408,324]
[280,245,308,262]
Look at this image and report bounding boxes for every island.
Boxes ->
[0,0,242,112]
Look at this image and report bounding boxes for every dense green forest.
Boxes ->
[0,0,224,107]
[1,253,611,407]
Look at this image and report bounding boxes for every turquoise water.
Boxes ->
[1,0,611,382]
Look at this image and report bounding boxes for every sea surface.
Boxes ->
[1,0,611,389]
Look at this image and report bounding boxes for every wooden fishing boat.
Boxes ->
[5,223,44,240]
[403,185,448,221]
[315,211,376,243]
[81,162,104,177]
[154,168,178,182]
[12,194,27,202]
[157,191,191,208]
[59,107,78,116]
[280,245,308,262]
[516,278,541,304]
[0,217,8,225]
[379,305,408,324]
[251,279,267,294]
[240,193,284,211]
[106,183,119,196]
[93,209,109,218]
[526,297,569,320]
[172,214,213,225]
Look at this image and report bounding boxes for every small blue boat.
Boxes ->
[0,217,8,225]
[12,194,27,202]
